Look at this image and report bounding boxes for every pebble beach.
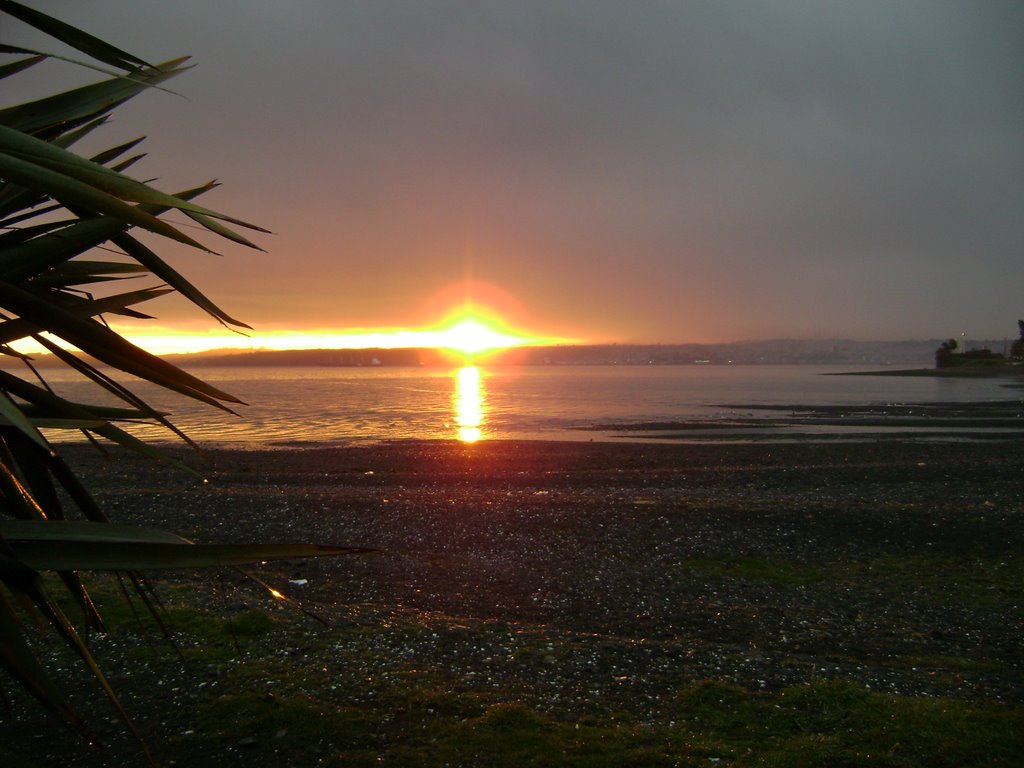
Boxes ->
[4,436,1023,765]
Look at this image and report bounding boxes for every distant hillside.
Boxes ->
[11,338,1012,370]
[156,339,1010,368]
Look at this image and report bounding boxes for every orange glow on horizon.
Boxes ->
[10,311,575,358]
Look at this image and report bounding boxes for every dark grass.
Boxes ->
[6,580,1022,768]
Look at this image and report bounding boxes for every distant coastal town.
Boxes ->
[11,328,1023,372]
[152,334,1021,369]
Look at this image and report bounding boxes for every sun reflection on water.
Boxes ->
[454,366,485,442]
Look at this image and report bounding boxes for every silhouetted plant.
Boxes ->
[0,1,364,751]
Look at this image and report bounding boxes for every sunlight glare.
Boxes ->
[454,365,485,442]
[9,303,573,358]
[438,318,525,355]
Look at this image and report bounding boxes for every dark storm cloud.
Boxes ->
[10,1,1024,340]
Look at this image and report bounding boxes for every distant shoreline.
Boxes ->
[7,336,1021,369]
[3,339,995,369]
[831,365,1024,380]
[587,397,1024,441]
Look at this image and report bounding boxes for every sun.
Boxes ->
[16,312,555,358]
[17,286,575,357]
[437,318,527,355]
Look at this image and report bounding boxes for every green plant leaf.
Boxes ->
[113,231,253,329]
[0,390,49,450]
[0,56,189,138]
[0,368,204,476]
[1,520,191,544]
[0,152,211,250]
[1,566,150,758]
[89,135,146,166]
[29,260,149,289]
[0,593,98,743]
[0,426,63,518]
[0,53,44,80]
[0,285,174,346]
[0,520,375,570]
[19,417,109,429]
[0,452,46,519]
[38,446,108,522]
[27,335,197,450]
[0,7,354,754]
[0,282,243,408]
[0,124,270,235]
[20,404,158,420]
[52,284,173,316]
[0,217,131,280]
[183,209,267,251]
[0,1,151,71]
[50,115,108,152]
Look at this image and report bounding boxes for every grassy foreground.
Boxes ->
[3,573,1021,768]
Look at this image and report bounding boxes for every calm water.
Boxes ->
[36,364,1021,447]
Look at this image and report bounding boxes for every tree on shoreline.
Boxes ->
[1011,320,1024,361]
[934,337,958,368]
[0,1,363,753]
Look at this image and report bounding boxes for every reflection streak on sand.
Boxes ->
[454,366,485,442]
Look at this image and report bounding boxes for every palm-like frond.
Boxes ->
[0,3,364,752]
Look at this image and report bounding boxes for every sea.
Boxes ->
[35,364,1023,447]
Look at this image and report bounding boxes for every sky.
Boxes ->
[6,1,1024,350]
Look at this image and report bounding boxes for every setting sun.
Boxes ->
[87,307,558,357]
[8,285,575,358]
[434,318,528,355]
[10,320,550,358]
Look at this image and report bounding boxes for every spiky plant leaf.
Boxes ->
[0,152,214,250]
[0,5,369,755]
[1,520,375,570]
[0,593,98,743]
[28,334,197,449]
[0,53,44,80]
[0,1,150,71]
[0,283,243,408]
[0,390,49,450]
[113,231,253,329]
[0,124,270,234]
[0,57,189,143]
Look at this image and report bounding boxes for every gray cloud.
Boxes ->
[9,1,1024,341]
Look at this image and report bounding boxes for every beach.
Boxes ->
[4,437,1023,766]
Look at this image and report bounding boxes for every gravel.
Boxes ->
[3,437,1022,764]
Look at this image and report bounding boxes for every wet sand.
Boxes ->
[587,398,1024,438]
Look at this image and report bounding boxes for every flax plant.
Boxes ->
[0,1,363,748]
